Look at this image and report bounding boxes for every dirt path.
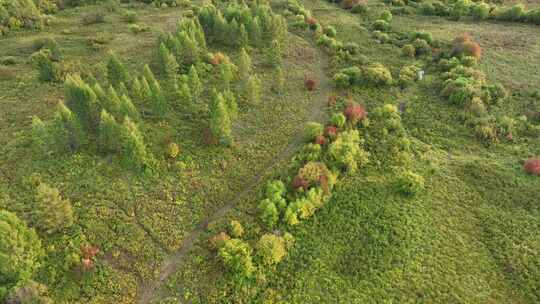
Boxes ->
[136,47,332,304]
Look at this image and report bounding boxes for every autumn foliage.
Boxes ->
[451,33,482,60]
[523,158,540,175]
[304,77,318,91]
[344,103,367,124]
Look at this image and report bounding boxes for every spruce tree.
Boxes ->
[52,101,85,152]
[64,74,100,129]
[140,76,152,102]
[223,89,238,121]
[228,19,239,47]
[120,117,149,170]
[104,86,121,117]
[265,39,282,67]
[117,82,129,98]
[131,77,143,102]
[244,74,262,105]
[193,18,207,50]
[177,32,199,68]
[119,94,140,121]
[210,92,232,146]
[150,79,167,116]
[143,64,157,84]
[33,182,74,234]
[158,42,179,81]
[188,65,202,99]
[219,62,236,91]
[212,12,228,44]
[106,52,130,87]
[237,48,252,82]
[250,17,262,47]
[98,110,122,153]
[239,24,249,49]
[175,83,192,109]
[92,83,107,107]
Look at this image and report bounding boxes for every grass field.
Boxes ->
[0,0,539,303]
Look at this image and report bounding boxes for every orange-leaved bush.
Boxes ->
[344,102,367,124]
[523,158,540,175]
[451,33,482,60]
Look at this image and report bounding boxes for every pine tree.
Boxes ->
[140,76,151,102]
[104,86,121,117]
[237,48,252,82]
[64,74,100,129]
[210,92,232,146]
[244,74,262,104]
[188,65,202,98]
[143,64,157,85]
[265,39,282,67]
[92,83,107,106]
[228,19,239,47]
[219,62,236,91]
[131,77,143,102]
[177,32,199,68]
[98,110,122,153]
[120,117,149,170]
[175,83,192,109]
[273,66,285,93]
[213,11,228,44]
[106,52,130,87]
[33,182,74,234]
[239,24,249,49]
[250,17,262,47]
[223,89,238,121]
[150,79,167,116]
[31,116,51,154]
[52,101,85,152]
[117,82,129,98]
[158,42,179,81]
[119,94,140,121]
[193,18,207,50]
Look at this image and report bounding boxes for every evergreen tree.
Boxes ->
[158,42,179,81]
[273,66,285,93]
[64,74,100,129]
[30,49,61,82]
[244,74,262,104]
[117,82,129,98]
[131,77,143,102]
[120,117,149,170]
[119,94,140,121]
[140,76,152,102]
[223,89,238,121]
[177,32,199,68]
[33,182,74,234]
[30,116,51,154]
[188,65,202,99]
[228,19,239,47]
[219,62,236,91]
[0,210,43,300]
[142,64,157,85]
[149,79,167,116]
[98,110,122,153]
[250,17,262,47]
[106,52,129,87]
[239,24,249,49]
[237,48,252,82]
[193,18,207,50]
[175,83,192,109]
[104,86,121,117]
[210,92,232,146]
[265,39,282,67]
[92,83,107,107]
[52,101,85,152]
[212,11,228,44]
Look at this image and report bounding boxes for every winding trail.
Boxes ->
[137,47,332,304]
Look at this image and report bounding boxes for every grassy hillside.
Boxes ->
[0,0,539,303]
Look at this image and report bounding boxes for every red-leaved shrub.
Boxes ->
[314,135,327,145]
[341,0,361,9]
[293,175,310,190]
[325,125,339,138]
[306,17,318,26]
[344,103,367,123]
[451,33,482,60]
[304,77,318,91]
[523,158,540,175]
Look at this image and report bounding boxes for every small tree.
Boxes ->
[98,110,122,153]
[64,74,100,129]
[210,92,233,146]
[250,17,262,47]
[175,83,192,109]
[120,117,149,170]
[119,94,140,121]
[244,74,262,105]
[149,79,167,116]
[0,210,43,300]
[103,86,121,117]
[239,24,249,48]
[31,116,52,154]
[237,48,252,82]
[223,89,238,121]
[51,102,85,152]
[33,182,74,234]
[31,49,62,82]
[131,77,143,102]
[142,64,157,85]
[158,42,179,83]
[257,234,287,266]
[106,52,130,87]
[188,65,202,99]
[219,62,236,91]
[265,39,282,67]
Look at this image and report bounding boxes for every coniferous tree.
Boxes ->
[31,49,62,82]
[131,77,143,102]
[237,48,252,82]
[273,66,285,93]
[188,65,202,99]
[210,92,232,146]
[92,83,107,107]
[265,39,282,67]
[104,86,121,117]
[213,12,228,44]
[223,89,238,121]
[219,62,236,91]
[158,43,179,82]
[64,74,100,129]
[149,79,167,116]
[106,52,129,87]
[244,74,262,105]
[119,94,140,121]
[120,117,149,170]
[239,24,249,49]
[98,110,122,153]
[250,17,262,47]
[229,19,239,47]
[177,32,199,68]
[175,83,192,109]
[31,116,51,154]
[52,101,85,152]
[140,76,152,102]
[117,82,129,98]
[193,18,207,50]
[33,182,74,234]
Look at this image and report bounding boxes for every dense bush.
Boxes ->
[451,34,482,60]
[362,63,393,86]
[257,234,287,266]
[5,280,52,304]
[402,44,415,57]
[471,2,490,20]
[305,122,324,141]
[218,239,255,284]
[396,170,425,195]
[372,19,389,31]
[344,102,367,125]
[328,130,369,173]
[0,210,43,300]
[31,49,62,82]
